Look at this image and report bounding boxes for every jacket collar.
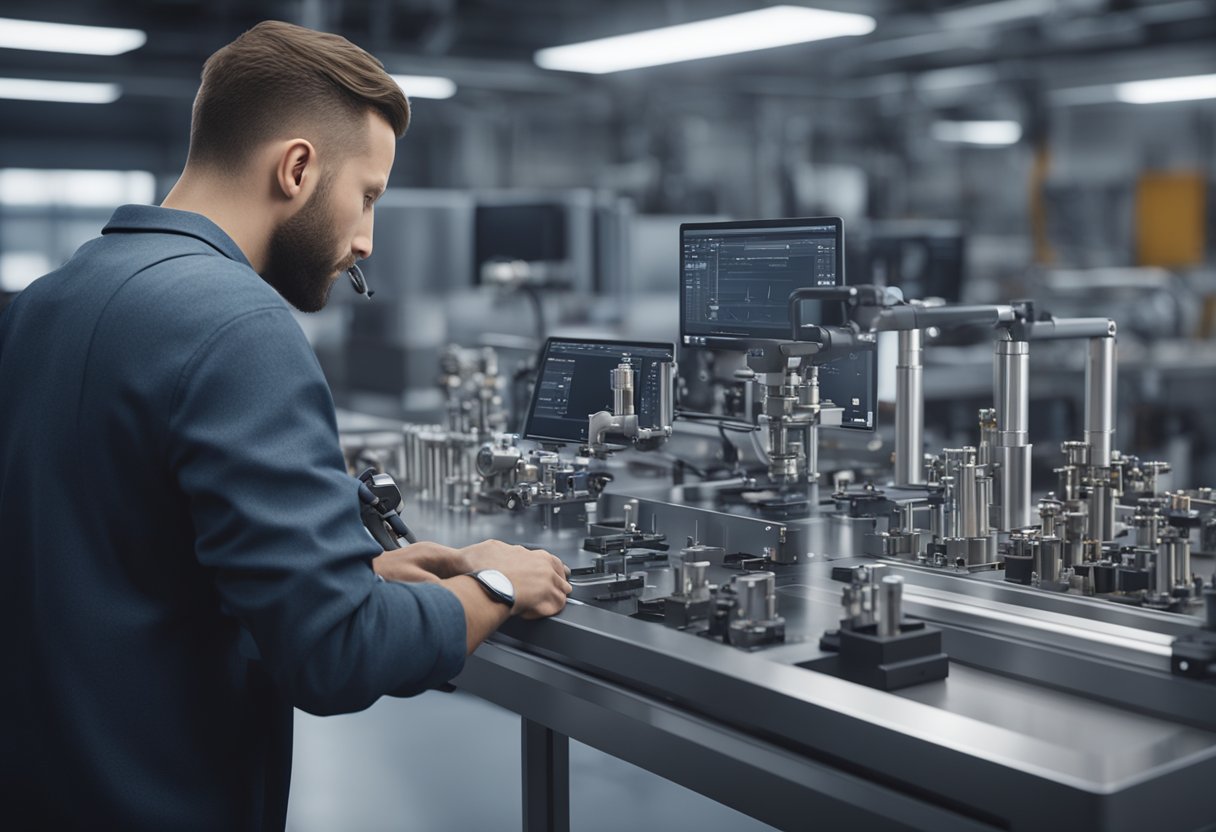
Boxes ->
[103,204,253,269]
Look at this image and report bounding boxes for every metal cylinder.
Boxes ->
[999,444,1034,530]
[1056,466,1079,503]
[1039,499,1062,538]
[895,329,925,486]
[878,575,904,638]
[611,363,634,416]
[960,463,980,539]
[1133,502,1160,550]
[996,339,1030,442]
[1084,334,1116,468]
[1088,480,1115,543]
[1173,537,1191,590]
[1156,538,1177,595]
[1062,440,1091,468]
[1039,537,1062,584]
[1063,512,1086,567]
[977,408,997,468]
[735,572,776,622]
[686,562,710,601]
[995,339,1033,530]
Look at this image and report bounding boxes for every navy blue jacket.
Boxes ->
[0,205,466,830]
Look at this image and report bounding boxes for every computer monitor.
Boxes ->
[523,338,675,445]
[680,217,843,348]
[862,221,965,303]
[473,203,568,284]
[678,217,875,432]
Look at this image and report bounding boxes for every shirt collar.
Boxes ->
[102,204,253,269]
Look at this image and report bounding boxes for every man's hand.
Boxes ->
[372,540,572,620]
[458,539,571,619]
[373,541,471,583]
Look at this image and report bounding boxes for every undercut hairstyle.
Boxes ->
[187,20,409,169]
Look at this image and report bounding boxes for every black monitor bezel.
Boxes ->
[523,336,676,445]
[678,215,844,352]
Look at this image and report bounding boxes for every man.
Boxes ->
[0,20,570,829]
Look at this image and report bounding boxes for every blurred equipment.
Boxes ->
[855,220,966,303]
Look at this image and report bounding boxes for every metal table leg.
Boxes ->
[521,718,569,832]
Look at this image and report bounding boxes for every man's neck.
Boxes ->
[161,172,271,273]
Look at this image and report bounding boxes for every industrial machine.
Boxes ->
[345,216,1216,832]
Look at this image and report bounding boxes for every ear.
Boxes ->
[274,138,317,201]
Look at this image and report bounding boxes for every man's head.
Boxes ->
[186,21,408,311]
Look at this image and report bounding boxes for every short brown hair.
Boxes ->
[187,21,409,168]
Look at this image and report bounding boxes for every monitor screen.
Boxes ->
[524,338,675,445]
[678,217,874,432]
[680,217,842,346]
[474,203,568,283]
[819,346,877,430]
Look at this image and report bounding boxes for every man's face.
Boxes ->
[262,111,396,313]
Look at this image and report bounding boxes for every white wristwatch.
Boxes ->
[470,569,515,608]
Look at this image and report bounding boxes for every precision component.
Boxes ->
[877,575,904,638]
[811,566,949,690]
[995,334,1033,531]
[894,328,924,486]
[723,572,785,648]
[587,357,676,455]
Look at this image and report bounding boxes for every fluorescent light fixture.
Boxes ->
[931,120,1022,145]
[390,74,457,100]
[0,17,146,56]
[0,77,120,104]
[0,169,156,207]
[534,5,876,74]
[1115,73,1216,104]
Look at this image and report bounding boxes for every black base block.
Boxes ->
[804,622,949,691]
[1172,630,1216,680]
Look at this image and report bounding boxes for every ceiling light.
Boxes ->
[0,78,121,104]
[390,74,457,100]
[0,169,156,207]
[0,17,146,56]
[1115,73,1216,104]
[931,120,1022,145]
[534,6,876,74]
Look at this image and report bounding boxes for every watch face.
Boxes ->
[478,569,515,603]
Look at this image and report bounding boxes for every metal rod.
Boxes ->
[1085,333,1116,468]
[894,329,924,486]
[995,338,1033,529]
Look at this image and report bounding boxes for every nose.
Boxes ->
[352,212,374,261]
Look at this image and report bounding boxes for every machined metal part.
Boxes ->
[878,575,904,638]
[894,329,924,486]
[1038,498,1063,539]
[1141,461,1171,498]
[1061,511,1086,567]
[977,408,997,469]
[611,363,635,417]
[1085,334,1116,467]
[1039,537,1063,585]
[995,337,1033,530]
[1088,479,1116,543]
[728,571,785,648]
[672,560,711,602]
[1156,535,1177,597]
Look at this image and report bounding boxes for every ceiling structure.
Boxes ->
[0,0,1213,172]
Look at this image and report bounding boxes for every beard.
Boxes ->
[261,177,351,313]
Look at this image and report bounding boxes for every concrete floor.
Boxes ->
[288,687,779,832]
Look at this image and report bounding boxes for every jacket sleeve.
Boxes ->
[166,305,466,715]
